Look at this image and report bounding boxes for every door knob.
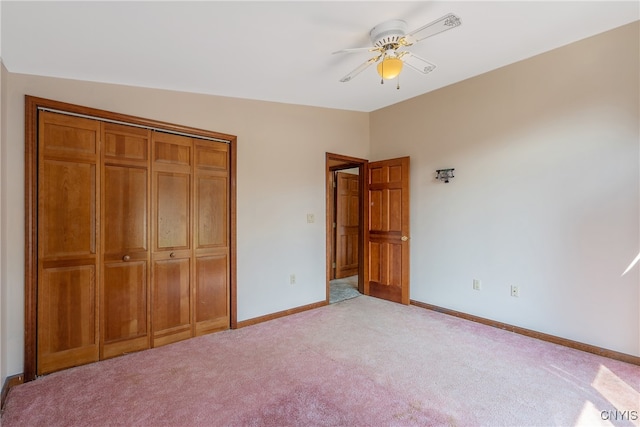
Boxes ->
[170,252,176,258]
[401,236,409,242]
[122,255,131,261]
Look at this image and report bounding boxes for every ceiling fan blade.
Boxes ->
[339,57,378,82]
[402,52,436,74]
[333,46,380,55]
[403,13,461,44]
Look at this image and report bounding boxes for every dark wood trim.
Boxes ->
[361,161,369,296]
[1,374,24,411]
[24,95,238,381]
[236,301,327,328]
[325,153,368,301]
[25,96,237,142]
[24,97,38,382]
[327,152,368,168]
[329,162,362,171]
[410,300,640,366]
[229,135,238,329]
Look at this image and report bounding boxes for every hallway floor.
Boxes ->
[329,275,360,304]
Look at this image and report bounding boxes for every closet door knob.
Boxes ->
[401,236,409,242]
[122,255,131,261]
[170,252,176,258]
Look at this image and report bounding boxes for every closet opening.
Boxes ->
[24,96,237,381]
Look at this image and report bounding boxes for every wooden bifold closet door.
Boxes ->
[37,112,101,374]
[101,122,151,359]
[150,133,230,346]
[35,109,231,375]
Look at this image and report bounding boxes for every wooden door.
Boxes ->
[367,157,410,304]
[193,141,230,335]
[101,123,151,359]
[37,112,101,375]
[26,96,237,381]
[335,172,359,279]
[151,132,193,347]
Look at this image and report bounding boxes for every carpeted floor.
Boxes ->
[329,275,360,304]
[3,296,639,426]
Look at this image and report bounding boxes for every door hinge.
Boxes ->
[333,180,337,188]
[332,222,336,228]
[332,262,336,269]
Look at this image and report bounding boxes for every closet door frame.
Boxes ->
[24,95,238,382]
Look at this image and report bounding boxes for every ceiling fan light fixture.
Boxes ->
[377,57,403,80]
[335,13,461,84]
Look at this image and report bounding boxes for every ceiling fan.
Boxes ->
[333,13,462,85]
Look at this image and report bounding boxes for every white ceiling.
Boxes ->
[1,1,638,112]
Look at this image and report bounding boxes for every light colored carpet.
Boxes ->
[3,296,639,426]
[329,275,360,304]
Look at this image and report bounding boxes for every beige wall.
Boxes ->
[371,22,640,356]
[1,73,370,378]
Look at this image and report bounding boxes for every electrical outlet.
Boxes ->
[306,213,315,223]
[473,279,481,290]
[510,285,519,297]
[290,274,296,285]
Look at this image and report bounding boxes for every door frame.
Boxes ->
[24,96,238,381]
[325,152,369,300]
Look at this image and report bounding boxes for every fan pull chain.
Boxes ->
[397,75,400,90]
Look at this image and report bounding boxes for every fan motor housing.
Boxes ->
[369,19,408,48]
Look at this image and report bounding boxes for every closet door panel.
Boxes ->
[41,113,98,159]
[38,264,98,374]
[103,166,148,254]
[155,172,190,250]
[196,175,227,248]
[102,261,148,358]
[152,258,192,346]
[154,140,191,167]
[40,160,96,258]
[104,124,149,163]
[195,255,229,334]
[195,143,227,170]
[103,262,147,340]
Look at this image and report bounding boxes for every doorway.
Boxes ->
[325,153,368,303]
[326,152,411,306]
[330,169,359,303]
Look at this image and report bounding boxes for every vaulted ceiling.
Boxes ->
[1,1,638,112]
